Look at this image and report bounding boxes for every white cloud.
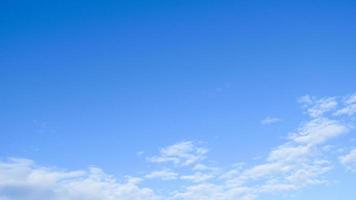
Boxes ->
[298,95,314,105]
[334,94,356,116]
[267,144,311,162]
[260,117,282,125]
[145,169,178,180]
[192,164,218,172]
[335,104,356,116]
[2,93,356,200]
[173,183,226,200]
[147,141,208,167]
[172,109,349,199]
[289,118,348,145]
[299,95,338,118]
[0,158,160,200]
[180,172,214,183]
[340,148,356,171]
[220,101,350,198]
[345,94,356,105]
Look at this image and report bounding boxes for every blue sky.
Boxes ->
[1,0,356,199]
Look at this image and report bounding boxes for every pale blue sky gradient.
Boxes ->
[1,0,356,199]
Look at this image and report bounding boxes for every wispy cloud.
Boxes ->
[147,141,208,167]
[334,93,356,116]
[298,95,338,117]
[260,116,282,125]
[145,169,179,180]
[340,148,356,172]
[1,94,356,200]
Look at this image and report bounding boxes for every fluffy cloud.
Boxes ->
[0,158,160,200]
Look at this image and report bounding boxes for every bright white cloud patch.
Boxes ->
[1,94,356,200]
[289,118,348,145]
[0,158,160,200]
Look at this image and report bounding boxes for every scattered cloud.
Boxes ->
[147,141,208,167]
[288,118,348,145]
[260,116,282,125]
[1,94,356,200]
[345,94,356,104]
[180,172,214,183]
[136,151,144,156]
[192,164,218,172]
[0,158,160,200]
[298,95,338,117]
[145,169,178,180]
[340,148,356,172]
[334,93,356,116]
